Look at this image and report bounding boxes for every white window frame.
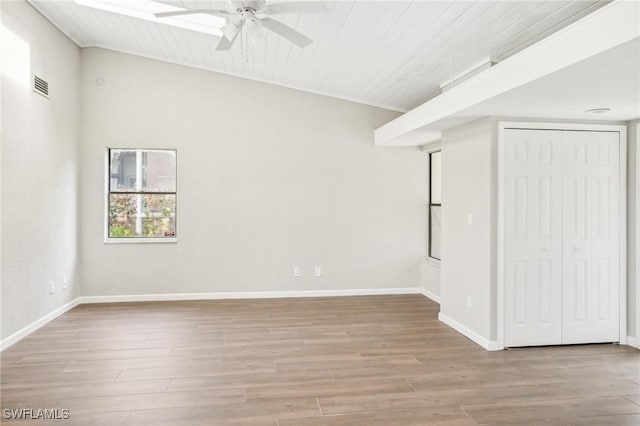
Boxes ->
[104,147,178,244]
[424,145,442,264]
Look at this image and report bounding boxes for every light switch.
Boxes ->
[467,213,473,226]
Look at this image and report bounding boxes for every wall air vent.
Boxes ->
[33,75,49,98]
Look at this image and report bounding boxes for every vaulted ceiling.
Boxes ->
[30,0,609,112]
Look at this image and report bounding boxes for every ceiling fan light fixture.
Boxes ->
[247,19,267,47]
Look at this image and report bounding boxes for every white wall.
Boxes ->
[439,118,497,342]
[628,119,639,341]
[1,1,80,339]
[79,48,427,297]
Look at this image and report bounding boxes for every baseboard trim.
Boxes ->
[626,336,639,349]
[0,298,81,351]
[78,287,423,304]
[438,312,502,351]
[421,289,441,304]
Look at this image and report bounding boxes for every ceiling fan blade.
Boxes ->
[259,2,327,15]
[154,9,230,18]
[259,17,312,48]
[215,33,238,51]
[221,17,242,41]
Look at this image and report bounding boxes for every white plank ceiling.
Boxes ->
[29,0,609,112]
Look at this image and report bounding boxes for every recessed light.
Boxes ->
[584,108,611,114]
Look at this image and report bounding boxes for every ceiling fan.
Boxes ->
[154,1,327,51]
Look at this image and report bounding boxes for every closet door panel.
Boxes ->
[504,129,563,347]
[562,131,620,344]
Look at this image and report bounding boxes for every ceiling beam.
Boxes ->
[374,0,640,147]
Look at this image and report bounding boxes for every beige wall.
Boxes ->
[79,47,427,297]
[1,1,81,339]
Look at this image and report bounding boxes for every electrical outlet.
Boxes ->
[50,281,55,294]
[62,277,68,290]
[466,295,472,307]
[293,267,301,277]
[314,266,322,277]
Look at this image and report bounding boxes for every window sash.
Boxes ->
[428,150,441,261]
[106,148,177,241]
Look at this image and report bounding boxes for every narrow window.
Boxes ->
[429,151,441,260]
[106,149,177,242]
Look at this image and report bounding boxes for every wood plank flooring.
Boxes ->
[1,295,638,425]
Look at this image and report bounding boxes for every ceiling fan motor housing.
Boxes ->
[238,7,256,20]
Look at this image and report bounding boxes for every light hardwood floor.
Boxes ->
[1,295,639,425]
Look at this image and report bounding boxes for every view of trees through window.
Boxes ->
[108,149,177,239]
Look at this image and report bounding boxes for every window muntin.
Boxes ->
[429,151,441,260]
[107,149,176,240]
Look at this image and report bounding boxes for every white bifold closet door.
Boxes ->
[504,129,564,347]
[504,129,619,347]
[561,131,620,344]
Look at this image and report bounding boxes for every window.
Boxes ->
[106,149,177,242]
[428,150,441,260]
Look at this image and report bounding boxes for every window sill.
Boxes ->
[422,257,441,267]
[105,237,177,244]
